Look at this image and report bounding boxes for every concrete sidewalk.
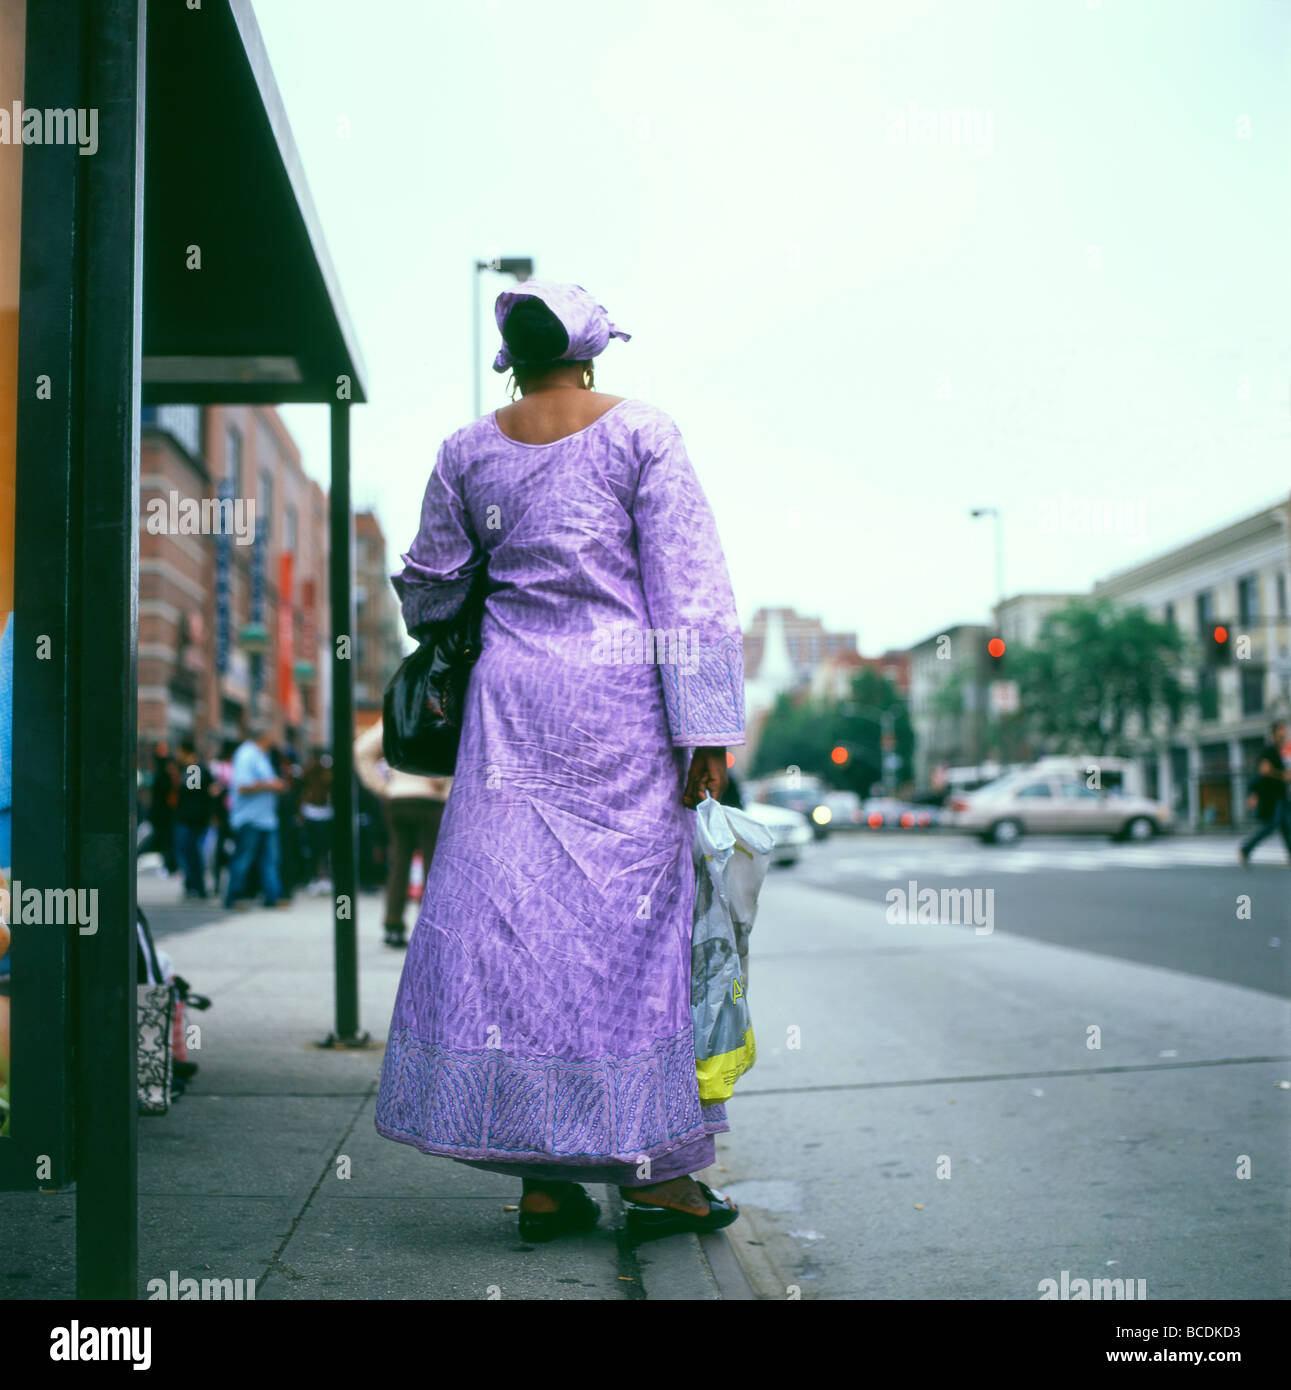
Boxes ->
[1,883,733,1300]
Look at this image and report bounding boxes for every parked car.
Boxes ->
[817,789,863,830]
[946,771,1173,844]
[741,801,813,865]
[761,785,832,840]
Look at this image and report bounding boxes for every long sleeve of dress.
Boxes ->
[391,439,483,633]
[632,420,745,747]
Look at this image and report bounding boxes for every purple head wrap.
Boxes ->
[492,280,631,373]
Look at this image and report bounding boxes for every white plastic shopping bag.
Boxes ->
[691,795,775,1102]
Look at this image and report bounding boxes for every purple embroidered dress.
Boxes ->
[374,396,745,1184]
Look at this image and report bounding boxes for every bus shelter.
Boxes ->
[0,0,368,1299]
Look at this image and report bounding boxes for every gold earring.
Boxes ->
[583,365,594,390]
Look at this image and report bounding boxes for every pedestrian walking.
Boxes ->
[273,745,304,900]
[356,779,389,891]
[1238,718,1291,864]
[209,739,237,896]
[375,281,744,1240]
[148,741,179,876]
[298,750,335,895]
[222,722,286,910]
[354,718,449,948]
[173,737,216,899]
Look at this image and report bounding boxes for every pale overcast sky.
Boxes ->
[260,0,1290,654]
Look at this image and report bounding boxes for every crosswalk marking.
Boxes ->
[812,839,1259,878]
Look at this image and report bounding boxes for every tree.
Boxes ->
[1008,599,1189,755]
[750,689,828,782]
[750,668,914,797]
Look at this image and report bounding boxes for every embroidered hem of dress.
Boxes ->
[448,1126,721,1186]
[375,1027,727,1167]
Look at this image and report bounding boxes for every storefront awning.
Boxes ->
[141,0,367,405]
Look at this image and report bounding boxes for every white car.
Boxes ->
[947,771,1174,844]
[741,801,813,866]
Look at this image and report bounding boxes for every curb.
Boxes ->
[699,1230,757,1299]
[632,1230,722,1300]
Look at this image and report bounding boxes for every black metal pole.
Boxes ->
[327,401,363,1044]
[0,0,86,1200]
[73,0,146,1299]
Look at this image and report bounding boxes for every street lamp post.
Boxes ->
[970,506,1004,611]
[970,507,1005,775]
[473,256,535,419]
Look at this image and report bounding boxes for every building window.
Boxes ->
[1194,590,1213,635]
[226,424,242,495]
[1197,667,1219,721]
[1169,746,1189,818]
[259,467,273,539]
[285,504,297,555]
[1241,736,1266,799]
[1240,667,1265,717]
[144,405,203,459]
[1236,573,1258,626]
[1278,571,1287,619]
[1163,601,1175,628]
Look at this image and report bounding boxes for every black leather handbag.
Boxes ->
[382,568,487,777]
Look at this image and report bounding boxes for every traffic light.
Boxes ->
[1207,624,1231,665]
[986,637,1019,716]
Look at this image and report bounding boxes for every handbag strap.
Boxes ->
[136,906,166,986]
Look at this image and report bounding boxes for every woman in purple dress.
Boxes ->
[375,281,745,1241]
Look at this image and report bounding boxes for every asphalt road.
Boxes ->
[788,830,1291,998]
[709,835,1291,1301]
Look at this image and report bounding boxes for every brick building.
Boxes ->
[743,606,859,685]
[739,606,861,772]
[809,648,911,703]
[354,508,405,731]
[137,404,330,761]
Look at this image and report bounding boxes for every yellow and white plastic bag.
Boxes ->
[691,795,774,1102]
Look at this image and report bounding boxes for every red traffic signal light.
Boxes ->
[988,637,1006,659]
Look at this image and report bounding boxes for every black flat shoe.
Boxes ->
[517,1185,600,1243]
[622,1180,738,1239]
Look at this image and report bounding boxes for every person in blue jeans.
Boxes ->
[223,723,286,909]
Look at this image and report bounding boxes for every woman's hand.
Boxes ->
[683,747,728,808]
